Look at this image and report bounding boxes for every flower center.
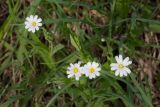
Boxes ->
[73,67,79,73]
[118,64,124,69]
[89,67,95,73]
[31,21,37,27]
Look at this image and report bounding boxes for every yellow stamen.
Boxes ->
[118,64,124,69]
[73,67,79,73]
[89,67,95,73]
[31,21,37,27]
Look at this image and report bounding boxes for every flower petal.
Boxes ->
[115,70,120,76]
[123,57,129,64]
[124,67,131,74]
[95,72,100,76]
[37,18,42,22]
[118,55,123,63]
[115,55,123,63]
[120,71,124,77]
[111,66,118,70]
[34,15,38,20]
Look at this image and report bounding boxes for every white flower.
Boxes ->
[24,15,42,33]
[110,55,132,77]
[83,62,101,79]
[67,62,83,80]
[101,38,105,42]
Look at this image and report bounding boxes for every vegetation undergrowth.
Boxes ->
[0,0,160,107]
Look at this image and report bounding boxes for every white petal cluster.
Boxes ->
[83,62,101,79]
[110,55,132,77]
[101,38,105,42]
[67,61,101,80]
[67,62,83,80]
[25,15,42,33]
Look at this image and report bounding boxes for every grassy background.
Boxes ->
[0,0,160,107]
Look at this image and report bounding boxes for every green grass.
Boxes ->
[0,0,160,107]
